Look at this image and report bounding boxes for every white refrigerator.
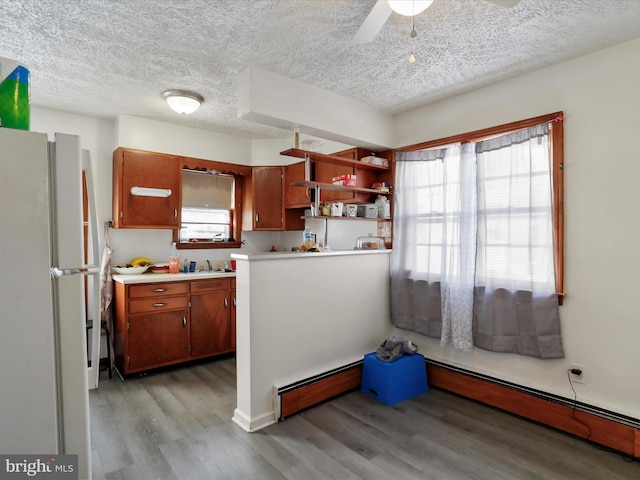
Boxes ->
[0,128,95,479]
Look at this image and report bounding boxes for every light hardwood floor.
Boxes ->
[89,356,639,480]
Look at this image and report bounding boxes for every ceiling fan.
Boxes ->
[353,0,521,44]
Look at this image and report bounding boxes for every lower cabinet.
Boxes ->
[114,277,235,375]
[128,310,190,372]
[230,278,237,350]
[190,278,233,359]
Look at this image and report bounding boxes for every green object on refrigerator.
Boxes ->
[0,65,30,130]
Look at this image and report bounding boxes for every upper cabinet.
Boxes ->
[284,161,310,208]
[242,166,305,232]
[112,148,251,247]
[250,166,284,230]
[112,148,181,229]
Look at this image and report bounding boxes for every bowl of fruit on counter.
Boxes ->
[111,257,152,275]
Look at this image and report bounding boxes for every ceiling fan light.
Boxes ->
[162,89,204,114]
[388,0,434,16]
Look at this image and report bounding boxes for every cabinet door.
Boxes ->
[230,289,236,350]
[113,149,181,228]
[285,161,310,208]
[127,309,189,372]
[190,290,231,358]
[253,166,284,230]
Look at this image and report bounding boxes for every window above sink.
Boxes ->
[172,157,251,250]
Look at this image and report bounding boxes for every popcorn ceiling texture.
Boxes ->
[1,0,639,140]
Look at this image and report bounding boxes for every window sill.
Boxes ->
[178,241,242,250]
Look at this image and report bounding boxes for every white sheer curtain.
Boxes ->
[391,144,477,351]
[391,123,564,359]
[440,144,476,351]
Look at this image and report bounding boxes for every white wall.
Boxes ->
[392,38,640,420]
[233,251,393,431]
[31,107,116,231]
[118,115,252,165]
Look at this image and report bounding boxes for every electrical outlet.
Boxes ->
[570,363,586,384]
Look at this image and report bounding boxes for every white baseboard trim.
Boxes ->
[232,408,277,433]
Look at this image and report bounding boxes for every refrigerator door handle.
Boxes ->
[50,266,100,279]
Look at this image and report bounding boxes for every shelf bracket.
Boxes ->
[304,153,311,182]
[314,184,320,217]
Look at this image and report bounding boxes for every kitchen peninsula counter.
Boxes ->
[231,248,392,433]
[231,248,390,261]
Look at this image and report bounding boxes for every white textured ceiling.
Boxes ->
[1,0,639,141]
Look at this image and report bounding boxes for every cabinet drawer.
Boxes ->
[190,278,230,293]
[129,296,189,314]
[230,277,236,289]
[128,282,188,299]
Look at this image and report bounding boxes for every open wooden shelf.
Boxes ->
[291,180,391,195]
[303,215,391,222]
[281,148,390,171]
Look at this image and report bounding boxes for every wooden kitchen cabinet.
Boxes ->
[241,166,283,230]
[281,147,393,207]
[242,166,305,231]
[190,278,233,359]
[114,277,237,376]
[127,310,190,372]
[315,148,359,203]
[285,161,310,208]
[230,277,236,350]
[112,148,181,228]
[114,281,190,374]
[281,147,394,246]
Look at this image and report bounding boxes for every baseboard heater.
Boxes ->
[275,356,639,458]
[425,357,640,458]
[276,360,363,420]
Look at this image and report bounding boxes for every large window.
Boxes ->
[391,113,565,359]
[398,112,565,298]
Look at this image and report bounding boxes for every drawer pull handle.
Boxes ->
[153,288,166,292]
[153,302,166,307]
[224,298,228,309]
[183,316,186,327]
[233,298,236,307]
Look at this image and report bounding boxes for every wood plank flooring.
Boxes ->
[89,356,639,480]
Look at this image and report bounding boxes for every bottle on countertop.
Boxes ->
[169,241,180,274]
[303,226,314,244]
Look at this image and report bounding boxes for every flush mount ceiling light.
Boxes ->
[162,89,204,114]
[387,0,433,16]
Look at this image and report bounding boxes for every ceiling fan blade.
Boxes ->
[484,0,521,6]
[352,0,393,44]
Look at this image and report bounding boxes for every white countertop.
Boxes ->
[112,271,236,284]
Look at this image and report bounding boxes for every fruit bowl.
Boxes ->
[111,265,150,275]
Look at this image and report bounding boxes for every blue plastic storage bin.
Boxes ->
[360,352,428,405]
